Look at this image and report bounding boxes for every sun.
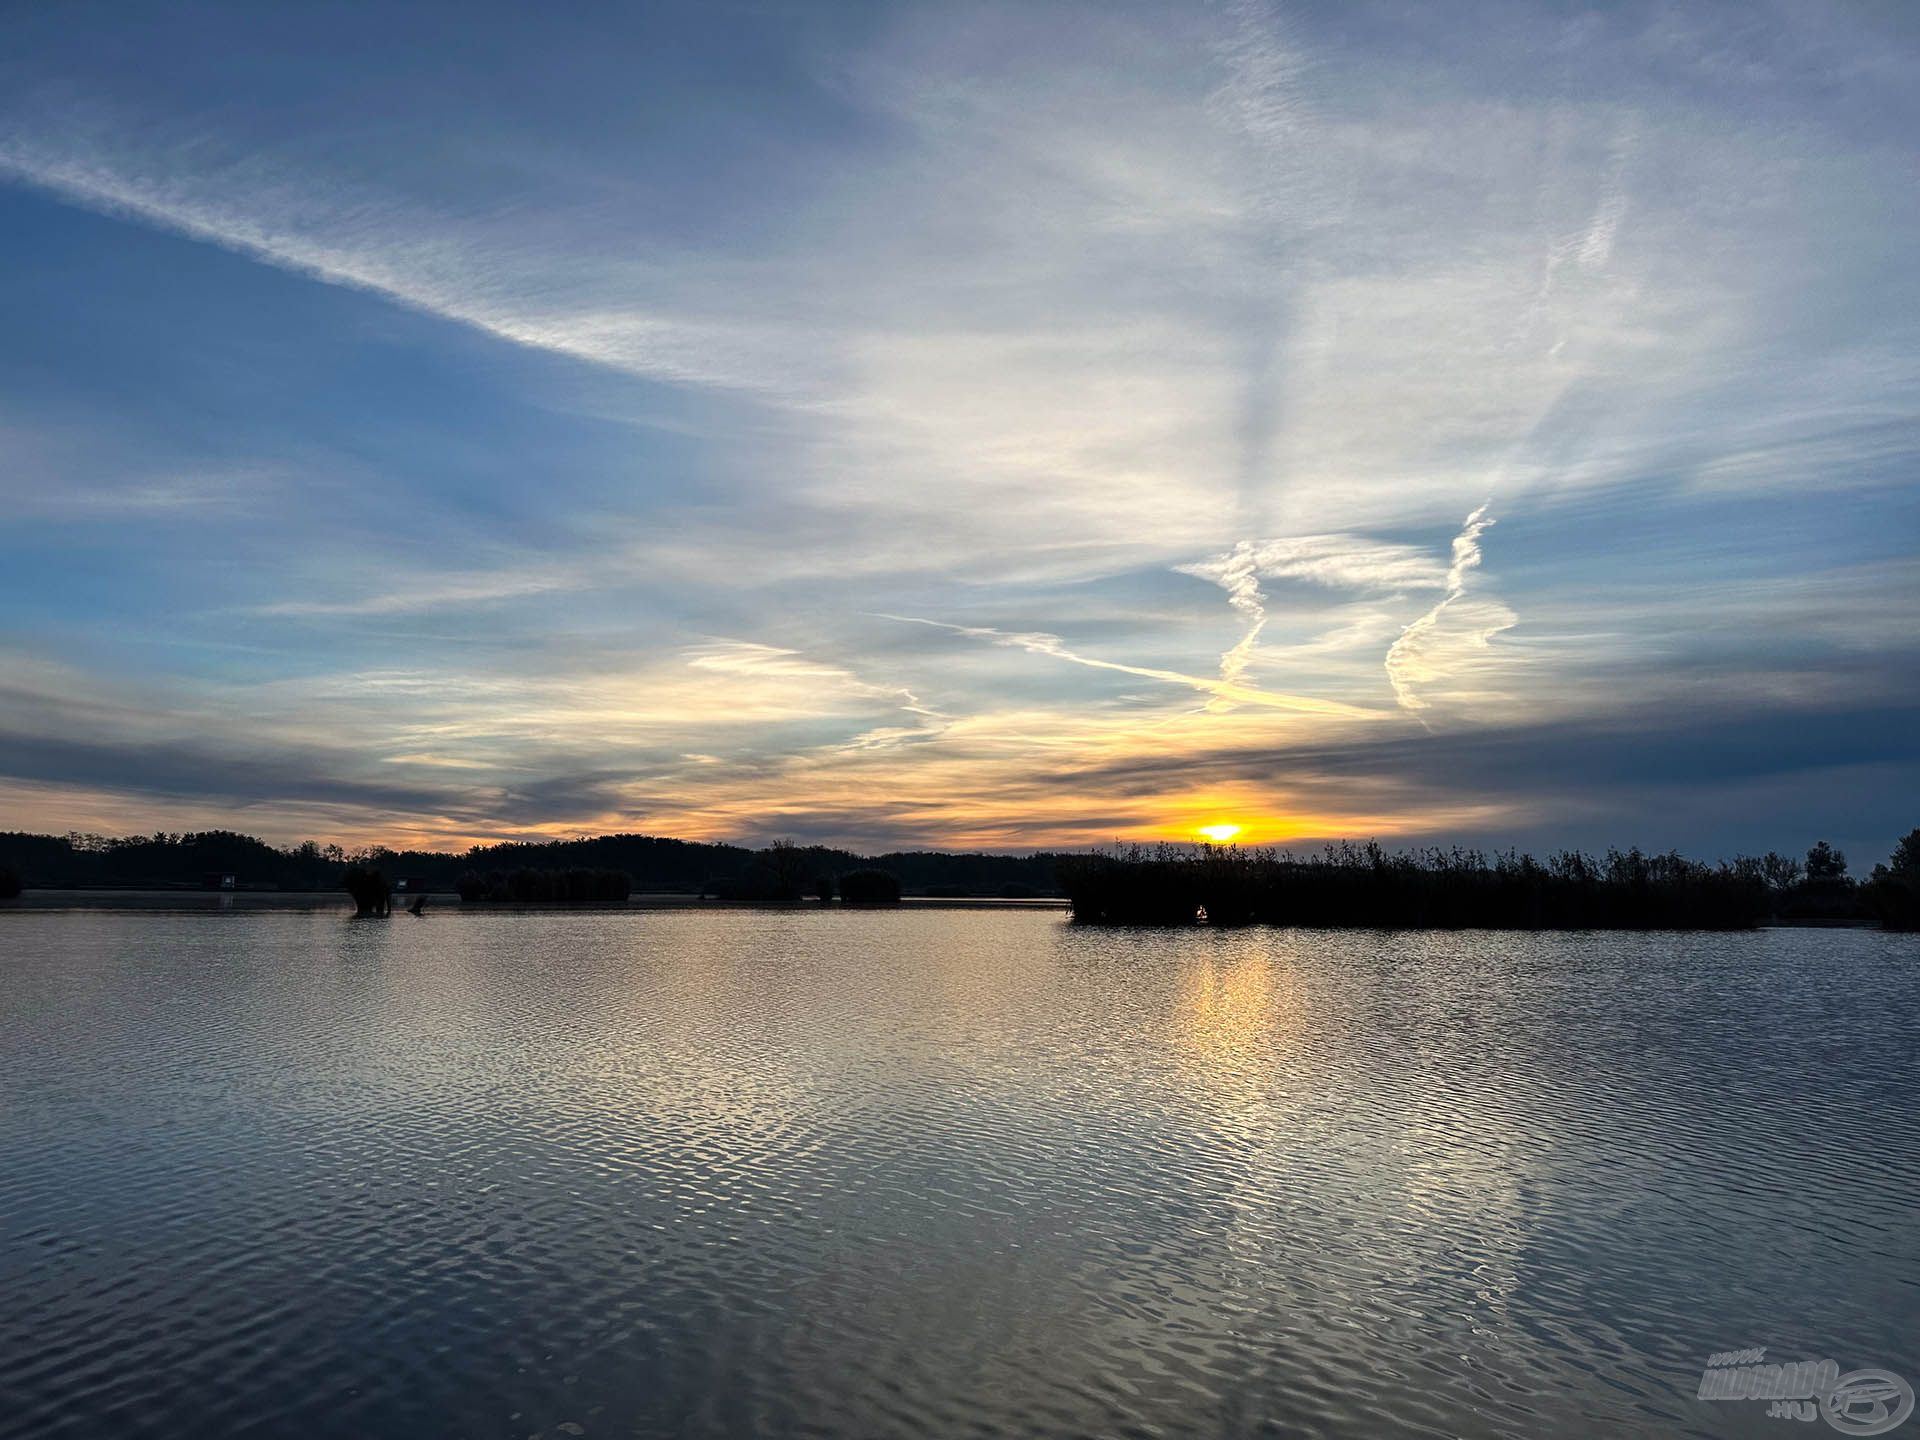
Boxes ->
[1197,823,1243,845]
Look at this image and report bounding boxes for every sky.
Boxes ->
[1,0,1916,861]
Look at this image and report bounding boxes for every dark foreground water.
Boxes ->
[1,908,1915,1439]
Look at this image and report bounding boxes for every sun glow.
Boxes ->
[1197,823,1243,845]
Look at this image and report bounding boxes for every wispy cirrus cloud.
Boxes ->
[0,128,807,402]
[251,568,582,617]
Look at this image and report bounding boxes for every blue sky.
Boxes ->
[1,0,1916,860]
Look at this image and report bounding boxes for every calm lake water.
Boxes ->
[2,907,1915,1439]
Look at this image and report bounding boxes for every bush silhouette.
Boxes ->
[0,865,20,899]
[839,869,902,904]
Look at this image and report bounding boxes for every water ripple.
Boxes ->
[1,910,1915,1437]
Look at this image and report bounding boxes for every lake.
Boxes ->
[1,907,1915,1438]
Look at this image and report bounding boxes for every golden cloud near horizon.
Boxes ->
[0,621,1534,855]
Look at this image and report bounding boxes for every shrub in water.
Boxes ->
[342,866,391,917]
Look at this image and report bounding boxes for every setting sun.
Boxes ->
[1197,823,1243,845]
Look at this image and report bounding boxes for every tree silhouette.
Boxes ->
[1759,851,1804,895]
[1805,841,1849,884]
[1864,828,1920,932]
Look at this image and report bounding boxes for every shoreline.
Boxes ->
[0,890,1884,927]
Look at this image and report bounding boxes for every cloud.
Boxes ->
[685,640,945,725]
[1178,530,1455,702]
[0,1,1915,853]
[1,0,1788,572]
[1576,121,1636,271]
[252,568,582,617]
[684,641,872,683]
[0,129,805,402]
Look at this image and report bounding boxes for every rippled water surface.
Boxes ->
[2,908,1916,1438]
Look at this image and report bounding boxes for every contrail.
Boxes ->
[1179,531,1453,702]
[880,616,1374,720]
[1207,540,1269,691]
[1384,502,1495,717]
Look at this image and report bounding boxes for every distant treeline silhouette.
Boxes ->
[1061,834,1920,931]
[838,868,903,904]
[0,829,1062,898]
[4,825,1915,930]
[701,843,903,904]
[456,868,634,904]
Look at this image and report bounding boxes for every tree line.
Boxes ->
[1059,833,1920,931]
[5,826,1916,930]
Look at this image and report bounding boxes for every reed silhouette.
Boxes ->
[1058,842,1772,930]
